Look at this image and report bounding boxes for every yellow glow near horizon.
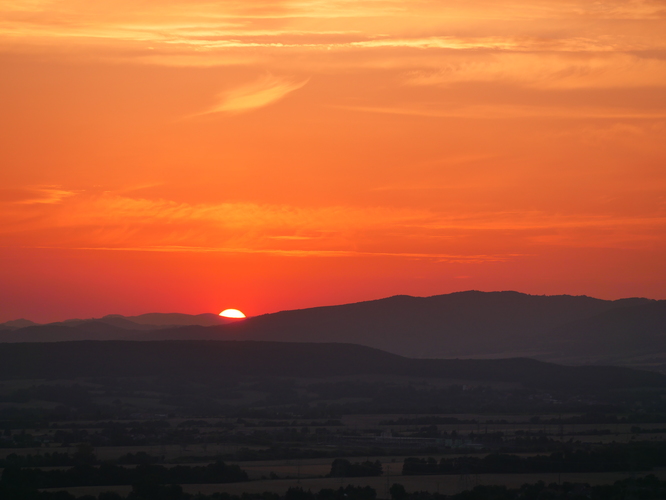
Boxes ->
[219,309,246,319]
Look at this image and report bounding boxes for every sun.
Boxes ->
[219,309,246,319]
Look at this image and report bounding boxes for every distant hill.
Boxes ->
[546,301,666,367]
[216,292,666,366]
[0,312,232,332]
[1,291,664,371]
[0,319,38,331]
[214,291,649,357]
[107,312,232,327]
[0,340,663,393]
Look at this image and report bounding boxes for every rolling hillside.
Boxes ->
[0,340,664,393]
[1,291,664,370]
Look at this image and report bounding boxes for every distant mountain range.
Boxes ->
[1,291,665,371]
[0,312,232,332]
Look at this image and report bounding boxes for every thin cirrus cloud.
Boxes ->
[336,104,666,121]
[7,192,400,233]
[195,74,309,115]
[0,0,664,105]
[403,53,666,89]
[1,192,663,255]
[0,187,76,205]
[58,246,520,264]
[2,1,664,56]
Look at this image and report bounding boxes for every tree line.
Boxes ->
[402,445,666,475]
[3,476,666,500]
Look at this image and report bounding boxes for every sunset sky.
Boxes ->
[1,0,665,322]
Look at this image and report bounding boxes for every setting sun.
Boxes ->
[219,309,246,319]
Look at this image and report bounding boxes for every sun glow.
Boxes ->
[219,309,246,319]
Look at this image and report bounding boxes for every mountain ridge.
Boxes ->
[1,291,664,372]
[0,311,233,331]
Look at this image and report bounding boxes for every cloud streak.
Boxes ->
[1,191,664,256]
[337,104,666,120]
[404,53,666,89]
[43,245,519,263]
[197,74,309,114]
[1,1,665,63]
[0,187,76,205]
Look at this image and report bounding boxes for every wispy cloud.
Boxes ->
[1,191,664,256]
[1,1,664,68]
[50,245,519,263]
[403,53,666,89]
[196,74,309,114]
[0,187,76,205]
[336,104,666,120]
[51,193,426,230]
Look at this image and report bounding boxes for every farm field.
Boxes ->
[1,349,666,499]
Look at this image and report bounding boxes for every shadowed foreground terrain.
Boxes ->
[0,341,664,393]
[1,340,666,500]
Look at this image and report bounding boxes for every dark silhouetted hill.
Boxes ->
[107,312,231,327]
[0,319,38,331]
[2,291,664,371]
[214,291,640,357]
[0,312,232,334]
[546,301,666,363]
[0,323,133,342]
[0,340,663,392]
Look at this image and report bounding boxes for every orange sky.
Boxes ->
[1,0,665,322]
